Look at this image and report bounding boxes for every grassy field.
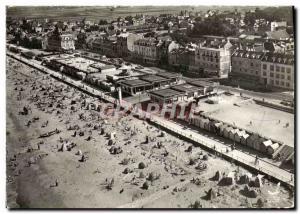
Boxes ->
[6,6,260,22]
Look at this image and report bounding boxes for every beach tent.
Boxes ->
[219,124,228,136]
[253,137,265,151]
[241,133,250,145]
[234,130,246,143]
[239,173,251,184]
[260,140,273,153]
[206,188,217,200]
[243,185,258,198]
[211,171,221,181]
[199,117,206,129]
[207,120,216,132]
[214,122,223,133]
[223,126,233,139]
[203,119,211,131]
[229,128,239,141]
[246,134,259,149]
[267,143,280,155]
[218,171,235,186]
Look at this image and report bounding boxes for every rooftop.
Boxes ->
[171,83,201,93]
[188,80,218,88]
[261,53,294,65]
[150,88,184,99]
[55,56,108,74]
[119,79,152,87]
[156,71,182,79]
[140,75,169,83]
[232,50,264,60]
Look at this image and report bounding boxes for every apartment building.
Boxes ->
[229,50,264,86]
[260,53,294,90]
[195,40,232,77]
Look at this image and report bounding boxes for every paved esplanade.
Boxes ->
[7,51,294,187]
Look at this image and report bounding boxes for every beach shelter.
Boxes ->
[241,133,250,145]
[203,119,211,131]
[219,124,228,136]
[229,128,239,141]
[218,171,235,186]
[199,117,206,129]
[243,185,258,198]
[207,120,216,132]
[260,140,273,153]
[267,143,280,155]
[214,122,223,133]
[253,137,265,151]
[223,126,233,139]
[206,188,217,200]
[246,134,259,149]
[234,130,246,143]
[239,173,251,184]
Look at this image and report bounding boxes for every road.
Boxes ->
[183,76,294,102]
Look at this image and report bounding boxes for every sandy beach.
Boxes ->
[6,57,294,208]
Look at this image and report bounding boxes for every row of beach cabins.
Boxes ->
[187,115,281,157]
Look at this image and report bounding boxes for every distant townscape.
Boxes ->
[6,6,294,209]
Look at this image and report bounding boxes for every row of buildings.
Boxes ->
[230,51,294,89]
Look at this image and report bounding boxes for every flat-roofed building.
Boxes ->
[149,88,185,105]
[155,72,183,85]
[187,80,219,95]
[140,75,170,89]
[119,79,152,96]
[171,83,202,99]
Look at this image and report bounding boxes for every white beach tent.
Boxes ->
[260,139,273,153]
[267,143,280,155]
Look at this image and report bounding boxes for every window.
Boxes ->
[276,74,280,78]
[262,64,267,69]
[286,82,290,87]
[263,71,267,76]
[281,81,284,86]
[281,67,285,73]
[287,75,291,80]
[250,62,253,67]
[270,65,274,71]
[275,80,279,85]
[276,66,280,72]
[287,67,291,74]
[270,80,274,85]
[270,73,274,77]
[256,71,258,75]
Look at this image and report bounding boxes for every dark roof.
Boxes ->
[140,75,169,83]
[232,50,264,60]
[119,79,151,87]
[150,88,184,99]
[261,53,294,65]
[171,84,201,93]
[156,72,182,79]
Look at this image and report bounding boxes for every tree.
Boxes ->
[99,19,108,25]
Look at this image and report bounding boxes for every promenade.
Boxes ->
[7,51,294,188]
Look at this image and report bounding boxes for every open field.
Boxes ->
[7,6,262,22]
[6,57,293,208]
[196,94,294,147]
